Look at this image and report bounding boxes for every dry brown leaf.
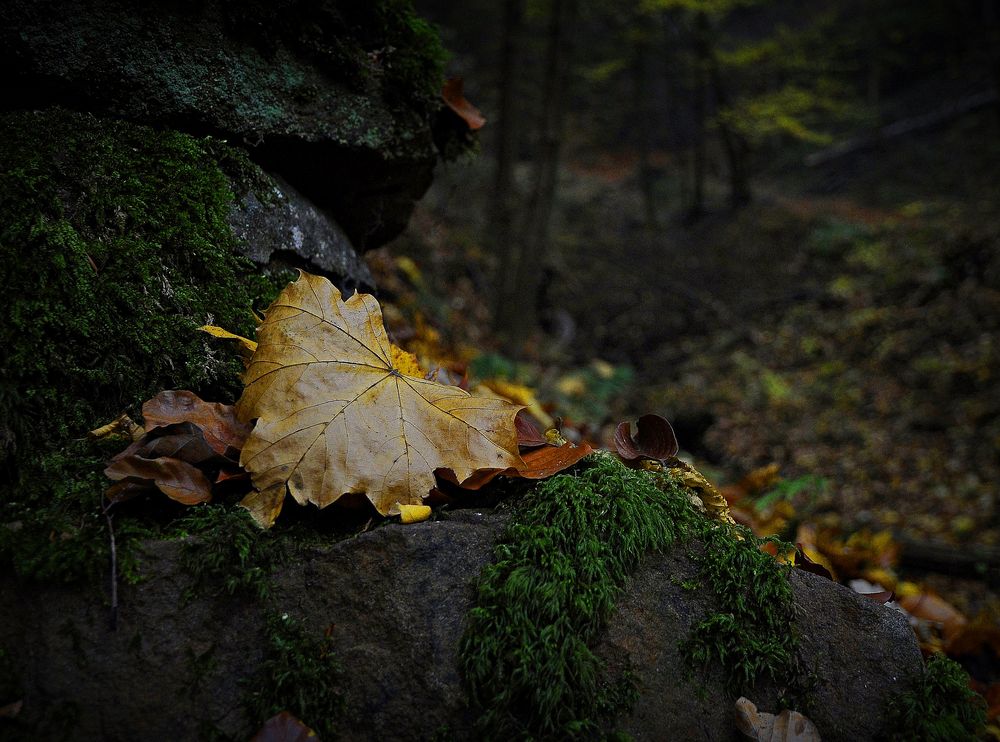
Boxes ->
[899,591,968,641]
[143,390,251,458]
[735,697,821,741]
[237,271,523,520]
[104,455,213,505]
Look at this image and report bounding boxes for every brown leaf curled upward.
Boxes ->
[237,271,523,520]
[614,413,679,461]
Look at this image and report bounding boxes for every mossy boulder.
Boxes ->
[0,0,452,249]
[0,461,937,741]
[0,108,338,579]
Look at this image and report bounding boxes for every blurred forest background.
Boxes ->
[371,0,1000,705]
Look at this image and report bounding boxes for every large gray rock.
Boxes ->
[599,550,923,741]
[229,172,374,292]
[0,0,447,250]
[0,511,923,740]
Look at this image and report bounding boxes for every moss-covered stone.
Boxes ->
[459,454,799,740]
[0,108,283,581]
[0,0,463,249]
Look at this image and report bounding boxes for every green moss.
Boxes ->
[376,1,448,104]
[460,454,800,739]
[245,612,345,740]
[0,108,277,584]
[682,531,798,692]
[175,504,285,601]
[884,654,986,741]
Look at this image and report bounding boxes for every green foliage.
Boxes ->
[885,654,986,741]
[682,531,798,691]
[460,454,800,739]
[374,0,448,104]
[754,475,829,513]
[245,612,345,741]
[176,505,285,601]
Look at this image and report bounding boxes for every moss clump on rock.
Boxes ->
[884,653,986,741]
[460,454,800,739]
[0,108,281,582]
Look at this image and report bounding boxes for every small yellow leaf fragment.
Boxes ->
[199,325,258,354]
[544,428,567,446]
[87,413,145,442]
[389,344,425,377]
[398,504,432,524]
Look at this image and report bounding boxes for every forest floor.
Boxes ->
[373,109,1000,709]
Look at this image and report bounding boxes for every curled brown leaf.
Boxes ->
[614,413,678,461]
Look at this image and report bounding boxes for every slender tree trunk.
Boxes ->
[492,0,525,334]
[867,0,884,143]
[697,11,751,209]
[985,0,1000,128]
[687,14,708,222]
[661,13,687,217]
[632,32,658,231]
[497,0,577,346]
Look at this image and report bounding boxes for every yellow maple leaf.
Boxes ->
[236,271,523,525]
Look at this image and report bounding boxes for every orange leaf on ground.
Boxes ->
[517,441,594,478]
[442,77,486,130]
[437,442,594,491]
[945,623,1000,658]
[143,390,251,458]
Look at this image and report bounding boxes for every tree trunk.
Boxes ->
[698,11,751,209]
[985,0,1000,128]
[496,0,577,347]
[686,13,708,222]
[492,0,526,335]
[632,31,658,231]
